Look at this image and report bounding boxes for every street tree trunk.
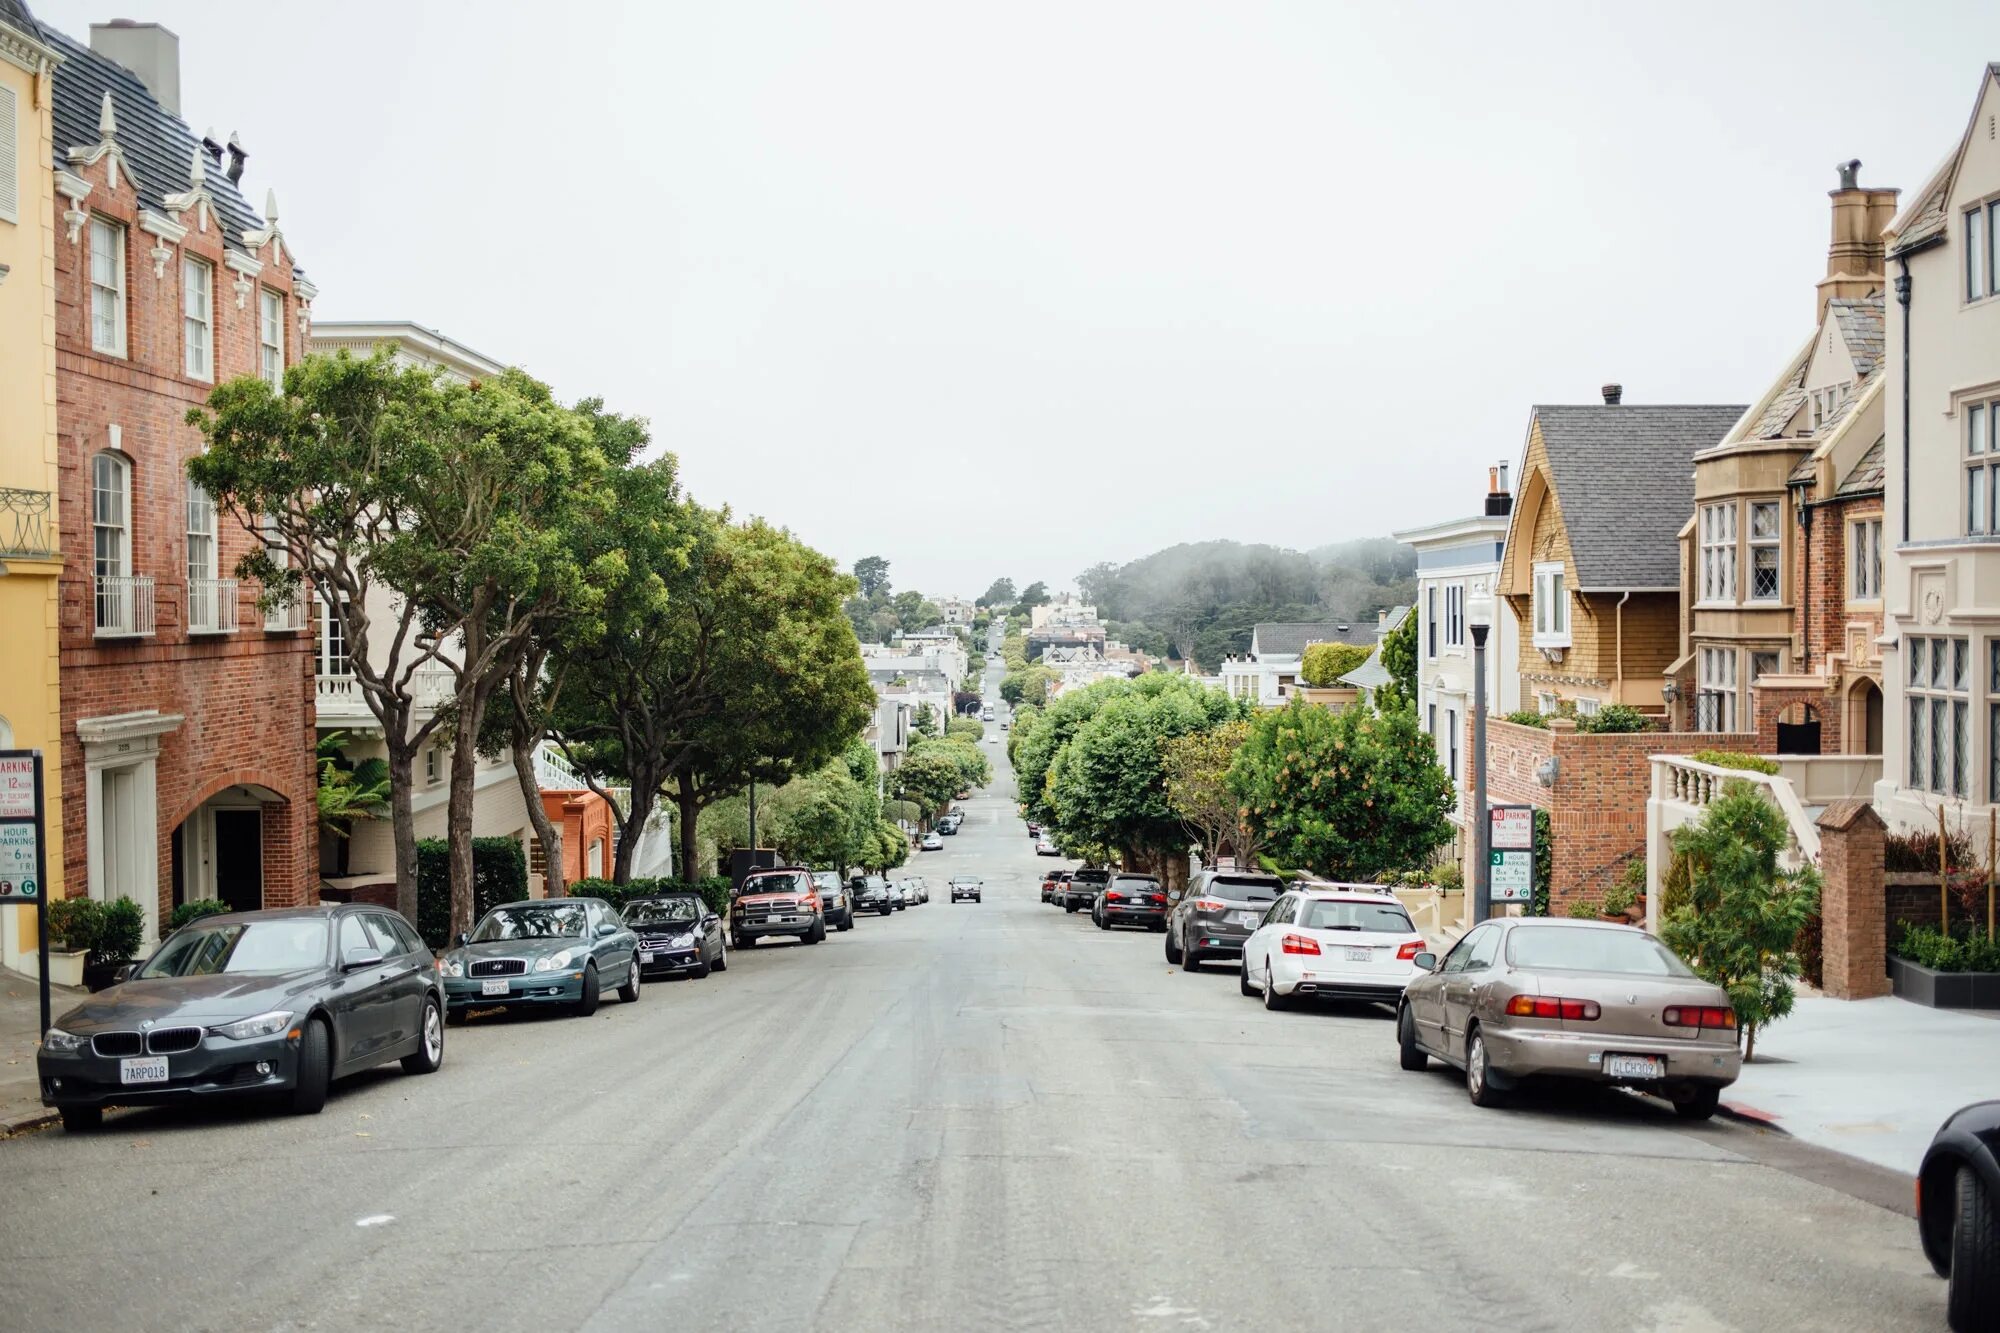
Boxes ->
[675,783,705,883]
[447,720,484,942]
[510,739,563,899]
[383,740,421,923]
[610,785,660,885]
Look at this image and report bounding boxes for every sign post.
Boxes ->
[1488,804,1536,910]
[0,751,51,1034]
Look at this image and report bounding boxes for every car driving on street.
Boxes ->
[624,892,728,979]
[1166,870,1284,971]
[442,897,644,1023]
[1093,874,1168,931]
[1396,917,1743,1119]
[730,868,828,948]
[949,876,983,902]
[39,904,445,1131]
[1239,886,1426,1012]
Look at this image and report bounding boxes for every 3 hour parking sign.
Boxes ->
[0,823,37,897]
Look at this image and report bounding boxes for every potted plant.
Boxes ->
[1599,881,1635,924]
[41,896,98,988]
[1886,923,2000,1008]
[83,897,144,992]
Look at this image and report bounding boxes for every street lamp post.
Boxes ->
[1469,584,1494,926]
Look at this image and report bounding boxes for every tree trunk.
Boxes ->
[611,785,659,885]
[675,783,704,883]
[447,721,482,942]
[384,741,421,923]
[511,739,563,899]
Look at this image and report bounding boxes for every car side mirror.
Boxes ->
[455,932,471,948]
[1413,952,1438,972]
[342,947,385,972]
[111,963,136,985]
[703,914,719,927]
[596,922,619,937]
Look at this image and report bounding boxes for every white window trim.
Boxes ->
[1850,516,1882,602]
[183,256,214,381]
[0,84,18,225]
[1747,500,1782,602]
[1444,584,1465,649]
[89,217,127,358]
[1531,561,1569,648]
[1697,645,1739,733]
[259,288,284,388]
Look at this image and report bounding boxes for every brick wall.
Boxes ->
[1464,717,1757,913]
[54,140,317,926]
[1817,801,1889,999]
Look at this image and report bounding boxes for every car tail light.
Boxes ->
[1280,933,1320,956]
[1663,1005,1737,1030]
[1147,895,1165,904]
[1105,892,1124,903]
[1504,995,1601,1021]
[1395,939,1424,961]
[1191,898,1226,912]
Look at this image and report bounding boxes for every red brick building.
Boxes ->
[47,22,316,944]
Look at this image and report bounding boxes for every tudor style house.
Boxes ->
[1875,64,2000,833]
[1669,162,1898,753]
[49,22,317,945]
[1496,390,1745,717]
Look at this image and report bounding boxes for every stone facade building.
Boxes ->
[48,23,316,945]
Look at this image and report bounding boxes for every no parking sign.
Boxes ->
[0,751,53,1031]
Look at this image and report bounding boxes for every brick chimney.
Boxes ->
[90,20,181,115]
[1601,383,1623,406]
[1485,461,1513,518]
[1817,159,1899,321]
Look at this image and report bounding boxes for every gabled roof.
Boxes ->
[1252,622,1377,657]
[1533,404,1746,590]
[1889,64,2000,258]
[1831,298,1885,380]
[47,27,293,271]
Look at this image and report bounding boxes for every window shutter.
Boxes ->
[0,84,18,224]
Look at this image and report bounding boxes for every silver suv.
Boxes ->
[1166,870,1285,971]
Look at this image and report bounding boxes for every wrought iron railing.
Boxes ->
[94,574,156,638]
[187,577,239,634]
[0,488,55,558]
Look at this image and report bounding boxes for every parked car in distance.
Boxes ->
[903,876,929,905]
[950,876,983,903]
[1064,868,1112,913]
[730,868,828,948]
[1000,720,1009,731]
[1396,917,1743,1118]
[812,871,855,931]
[1167,870,1284,971]
[1035,838,1058,856]
[1917,1099,2000,1331]
[1240,887,1425,1012]
[442,897,643,1024]
[1041,869,1070,904]
[887,881,908,911]
[938,815,960,835]
[1095,875,1168,931]
[39,904,444,1131]
[624,893,728,979]
[1026,822,1042,837]
[852,875,894,917]
[921,832,945,851]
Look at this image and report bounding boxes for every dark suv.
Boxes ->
[1166,870,1285,971]
[1094,875,1168,931]
[850,875,894,917]
[1063,868,1112,913]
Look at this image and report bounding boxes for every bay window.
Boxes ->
[1696,646,1738,732]
[1699,503,1736,603]
[1748,501,1781,600]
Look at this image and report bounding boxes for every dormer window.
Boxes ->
[1809,383,1851,431]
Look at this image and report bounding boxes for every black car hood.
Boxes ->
[58,969,326,1030]
[631,922,701,939]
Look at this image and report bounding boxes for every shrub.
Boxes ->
[1530,808,1553,917]
[569,876,733,917]
[1300,642,1371,688]
[1565,897,1602,919]
[47,897,103,953]
[167,899,235,932]
[1691,749,1780,776]
[1434,861,1464,893]
[1883,827,1978,874]
[415,837,531,947]
[1575,704,1653,734]
[1503,710,1550,729]
[94,898,144,964]
[1892,923,2000,973]
[1600,880,1635,916]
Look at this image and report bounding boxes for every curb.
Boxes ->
[1716,1098,1788,1132]
[0,1106,56,1139]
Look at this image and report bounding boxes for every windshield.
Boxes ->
[1207,876,1282,903]
[1302,900,1415,933]
[1072,871,1111,885]
[140,920,329,977]
[742,872,812,896]
[1507,926,1694,976]
[812,873,839,890]
[623,898,702,926]
[473,904,587,942]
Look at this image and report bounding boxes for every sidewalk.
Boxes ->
[1722,994,2000,1177]
[0,967,70,1136]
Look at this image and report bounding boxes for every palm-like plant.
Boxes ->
[316,732,391,839]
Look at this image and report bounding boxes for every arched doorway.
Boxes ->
[172,783,286,915]
[1850,679,1884,755]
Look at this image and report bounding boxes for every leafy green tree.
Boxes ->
[854,555,891,598]
[892,750,962,816]
[910,737,990,792]
[770,767,876,874]
[946,716,984,743]
[1301,642,1370,688]
[977,578,1016,608]
[1229,699,1452,882]
[1376,612,1418,713]
[1659,783,1821,1059]
[864,821,909,871]
[1161,719,1261,869]
[1000,665,1056,709]
[911,702,939,740]
[1013,679,1130,824]
[1014,581,1051,611]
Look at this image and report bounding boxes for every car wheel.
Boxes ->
[287,1017,332,1116]
[806,920,825,944]
[446,1007,468,1027]
[618,959,642,1004]
[1064,902,1077,913]
[1261,961,1288,1011]
[59,1105,102,1133]
[575,965,601,1018]
[401,997,445,1075]
[1164,930,1182,964]
[1465,1027,1505,1108]
[711,940,727,972]
[1950,1163,2000,1329]
[1181,940,1202,972]
[1095,911,1109,931]
[838,918,853,932]
[734,931,753,949]
[1239,958,1256,997]
[880,906,892,917]
[1397,1004,1428,1072]
[1672,1084,1719,1121]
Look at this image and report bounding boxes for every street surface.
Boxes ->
[0,730,1948,1331]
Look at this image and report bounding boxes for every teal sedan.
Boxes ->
[438,898,643,1023]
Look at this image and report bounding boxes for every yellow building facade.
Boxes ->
[0,1,66,971]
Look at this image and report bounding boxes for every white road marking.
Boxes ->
[355,1214,395,1228]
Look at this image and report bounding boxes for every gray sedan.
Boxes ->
[37,904,445,1132]
[439,898,643,1022]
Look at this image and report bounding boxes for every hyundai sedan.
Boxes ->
[440,898,643,1022]
[38,905,444,1131]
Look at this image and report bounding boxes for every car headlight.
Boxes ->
[42,1027,88,1054]
[438,957,464,978]
[209,1010,295,1041]
[534,949,578,972]
[671,931,697,948]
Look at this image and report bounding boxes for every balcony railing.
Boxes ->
[262,590,309,632]
[316,666,457,712]
[187,577,239,635]
[94,574,156,638]
[0,488,56,559]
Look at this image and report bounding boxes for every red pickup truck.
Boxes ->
[729,868,827,949]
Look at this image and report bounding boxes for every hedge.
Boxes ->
[568,876,734,918]
[1690,749,1780,776]
[415,837,529,947]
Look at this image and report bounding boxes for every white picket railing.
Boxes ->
[94,574,156,638]
[187,577,238,634]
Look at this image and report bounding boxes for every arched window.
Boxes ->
[92,452,131,631]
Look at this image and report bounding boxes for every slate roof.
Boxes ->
[1831,298,1885,380]
[45,28,289,270]
[1533,404,1745,590]
[1836,437,1887,498]
[1889,67,2000,258]
[0,0,42,41]
[1252,622,1378,656]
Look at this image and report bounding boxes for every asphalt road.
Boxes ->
[0,713,1949,1331]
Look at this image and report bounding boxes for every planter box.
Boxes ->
[20,948,87,988]
[1887,954,2000,1008]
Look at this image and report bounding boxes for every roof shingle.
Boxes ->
[1836,437,1887,498]
[1252,622,1377,657]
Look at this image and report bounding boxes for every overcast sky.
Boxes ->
[34,1,2000,599]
